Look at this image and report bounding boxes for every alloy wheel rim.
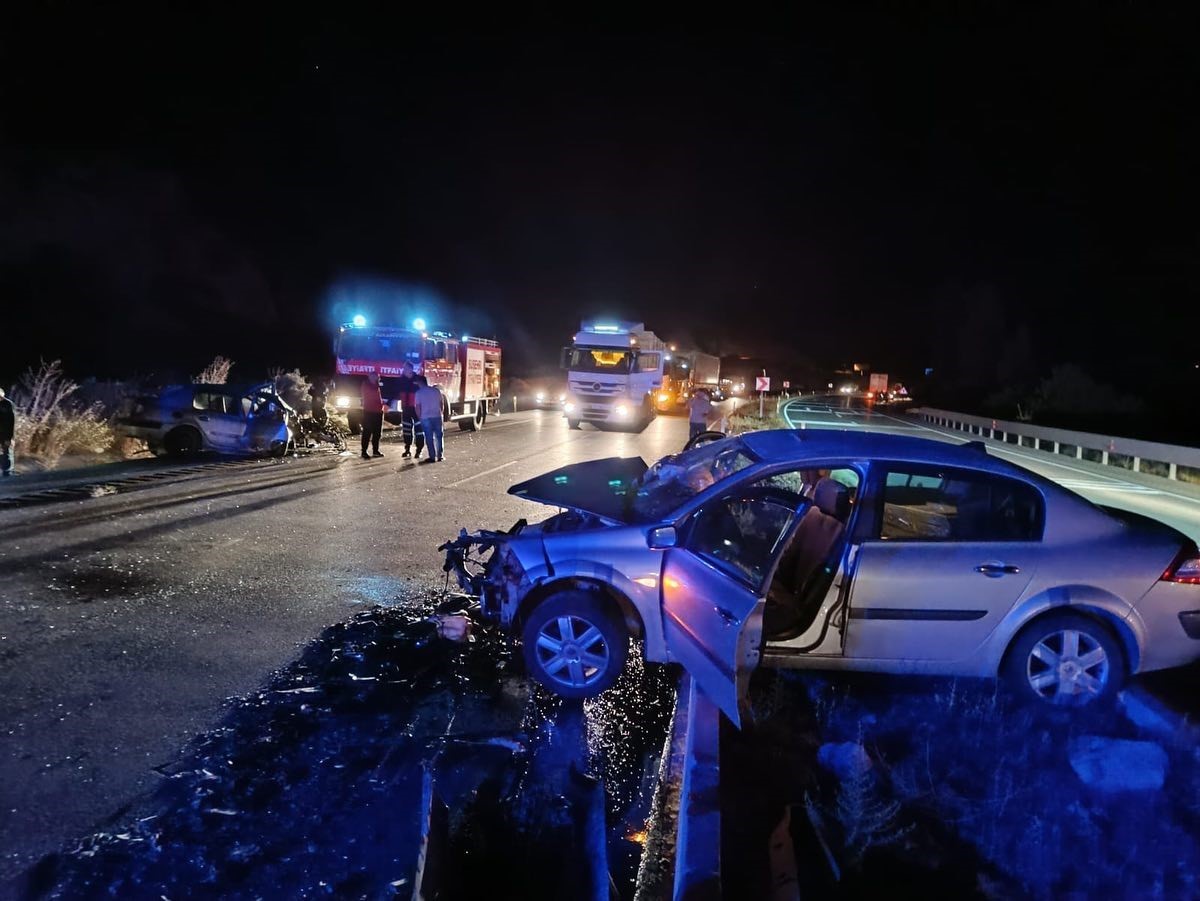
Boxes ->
[1026,628,1109,703]
[535,615,610,689]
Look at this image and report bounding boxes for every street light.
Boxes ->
[412,317,427,331]
[352,314,367,328]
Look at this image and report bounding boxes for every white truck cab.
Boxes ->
[561,320,666,431]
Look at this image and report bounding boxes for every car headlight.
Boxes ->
[335,395,351,408]
[535,392,546,403]
[558,393,566,402]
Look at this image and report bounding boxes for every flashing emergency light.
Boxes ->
[412,317,427,331]
[351,314,367,328]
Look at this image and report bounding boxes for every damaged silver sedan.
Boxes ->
[443,430,1200,725]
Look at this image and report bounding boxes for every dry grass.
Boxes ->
[12,359,114,468]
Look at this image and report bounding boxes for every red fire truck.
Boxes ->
[332,322,502,434]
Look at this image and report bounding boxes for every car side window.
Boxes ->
[685,482,805,587]
[879,467,1044,542]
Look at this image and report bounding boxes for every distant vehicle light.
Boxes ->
[335,395,351,408]
[557,393,566,402]
[462,334,469,342]
[351,314,367,328]
[412,317,427,331]
[680,363,688,369]
[535,392,546,402]
[658,393,670,402]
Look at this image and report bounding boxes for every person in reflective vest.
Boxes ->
[395,362,426,460]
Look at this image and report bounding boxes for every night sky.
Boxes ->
[2,8,1197,393]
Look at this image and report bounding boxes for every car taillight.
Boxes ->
[1162,542,1200,584]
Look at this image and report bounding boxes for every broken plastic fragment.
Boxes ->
[433,614,472,642]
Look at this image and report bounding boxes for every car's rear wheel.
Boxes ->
[1004,611,1124,707]
[521,591,628,698]
[164,426,203,458]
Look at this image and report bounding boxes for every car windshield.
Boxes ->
[629,438,757,522]
[564,346,634,374]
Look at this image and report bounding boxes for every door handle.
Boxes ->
[975,563,1020,577]
[714,606,738,626]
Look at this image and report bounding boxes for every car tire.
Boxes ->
[1003,611,1125,707]
[164,426,203,458]
[521,591,628,698]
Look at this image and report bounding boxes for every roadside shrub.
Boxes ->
[194,355,234,384]
[270,368,311,413]
[12,359,114,468]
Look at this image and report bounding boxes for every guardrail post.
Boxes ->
[1133,457,1141,473]
[1076,447,1083,459]
[1169,463,1178,480]
[1102,450,1109,465]
[1053,441,1060,454]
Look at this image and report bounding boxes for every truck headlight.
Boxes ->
[614,403,629,417]
[336,395,351,408]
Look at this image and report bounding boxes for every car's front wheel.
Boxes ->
[1004,611,1124,707]
[521,591,628,698]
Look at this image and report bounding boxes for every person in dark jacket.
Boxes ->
[394,362,426,459]
[360,373,386,458]
[0,388,14,476]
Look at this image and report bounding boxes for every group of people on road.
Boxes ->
[358,362,445,464]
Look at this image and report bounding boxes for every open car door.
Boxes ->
[661,550,764,728]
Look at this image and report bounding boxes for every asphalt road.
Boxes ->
[0,410,690,885]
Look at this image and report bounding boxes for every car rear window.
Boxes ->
[879,467,1044,542]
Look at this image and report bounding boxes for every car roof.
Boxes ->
[740,428,1034,480]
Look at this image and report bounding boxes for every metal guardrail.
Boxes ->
[911,407,1200,484]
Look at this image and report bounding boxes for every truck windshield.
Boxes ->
[336,333,423,364]
[630,439,756,522]
[564,346,633,374]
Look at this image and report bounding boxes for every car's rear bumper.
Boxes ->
[1128,581,1200,672]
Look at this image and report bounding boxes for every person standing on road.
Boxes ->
[414,375,445,463]
[360,372,386,459]
[687,388,713,442]
[0,387,15,476]
[395,362,426,460]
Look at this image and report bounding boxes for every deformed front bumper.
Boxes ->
[440,527,533,627]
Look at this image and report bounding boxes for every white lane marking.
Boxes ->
[1055,480,1161,495]
[446,459,520,487]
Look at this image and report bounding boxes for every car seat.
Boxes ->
[763,477,850,641]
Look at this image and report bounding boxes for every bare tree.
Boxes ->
[194,356,234,384]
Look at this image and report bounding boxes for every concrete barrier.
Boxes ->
[910,407,1200,485]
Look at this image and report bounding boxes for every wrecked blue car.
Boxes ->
[117,382,294,458]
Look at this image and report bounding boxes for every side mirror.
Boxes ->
[560,347,573,369]
[647,526,677,549]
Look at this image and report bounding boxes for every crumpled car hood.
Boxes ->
[507,456,648,523]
